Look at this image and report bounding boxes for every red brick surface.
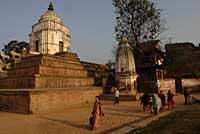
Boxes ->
[0,52,94,89]
[0,87,102,114]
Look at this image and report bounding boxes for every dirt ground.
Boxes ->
[129,103,200,134]
[0,101,150,134]
[0,94,199,134]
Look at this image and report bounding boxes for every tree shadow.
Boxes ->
[39,116,90,130]
[104,107,143,113]
[105,112,144,118]
[95,115,153,134]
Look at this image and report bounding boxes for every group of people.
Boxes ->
[89,86,200,130]
[140,90,175,115]
[89,88,176,130]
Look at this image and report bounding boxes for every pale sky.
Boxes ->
[0,0,199,63]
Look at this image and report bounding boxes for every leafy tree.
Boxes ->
[2,40,29,56]
[113,0,165,46]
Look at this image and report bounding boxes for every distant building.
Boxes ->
[115,36,138,92]
[29,2,71,54]
[137,40,166,93]
[165,42,200,78]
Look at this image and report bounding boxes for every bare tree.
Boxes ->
[113,0,165,47]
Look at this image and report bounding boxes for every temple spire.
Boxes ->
[48,2,54,11]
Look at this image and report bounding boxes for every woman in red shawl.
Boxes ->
[167,90,175,109]
[90,96,104,130]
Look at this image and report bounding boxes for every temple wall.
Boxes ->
[182,78,200,92]
[182,78,200,88]
[41,56,84,70]
[35,76,94,88]
[0,87,102,114]
[158,78,200,94]
[8,66,40,77]
[0,76,93,89]
[39,66,87,77]
[30,87,102,114]
[0,77,35,89]
[13,56,43,69]
[0,91,30,114]
[158,79,176,94]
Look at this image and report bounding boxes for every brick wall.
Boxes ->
[182,78,200,92]
[0,53,95,89]
[158,79,176,94]
[0,77,35,89]
[0,87,102,114]
[35,76,94,88]
[158,78,200,94]
[39,66,87,77]
[30,87,102,114]
[0,91,30,114]
[182,78,200,87]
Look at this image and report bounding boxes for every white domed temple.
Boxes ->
[29,3,71,54]
[115,36,138,93]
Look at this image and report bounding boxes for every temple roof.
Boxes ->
[38,2,62,23]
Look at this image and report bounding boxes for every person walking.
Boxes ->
[89,96,104,130]
[152,94,162,115]
[140,93,150,112]
[114,88,119,105]
[148,96,153,114]
[184,88,189,105]
[167,90,175,109]
[158,90,166,111]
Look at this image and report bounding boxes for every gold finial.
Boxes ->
[48,2,54,11]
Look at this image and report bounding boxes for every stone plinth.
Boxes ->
[0,52,94,89]
[0,87,102,114]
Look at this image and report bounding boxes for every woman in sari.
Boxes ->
[167,90,175,109]
[158,90,166,111]
[90,96,104,130]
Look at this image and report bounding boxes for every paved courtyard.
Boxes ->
[0,94,198,134]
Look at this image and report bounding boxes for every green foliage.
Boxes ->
[2,40,29,55]
[113,0,165,46]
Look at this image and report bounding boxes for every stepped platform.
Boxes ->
[0,52,103,114]
[0,52,94,89]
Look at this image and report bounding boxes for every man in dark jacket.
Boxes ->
[184,88,189,105]
[158,90,166,111]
